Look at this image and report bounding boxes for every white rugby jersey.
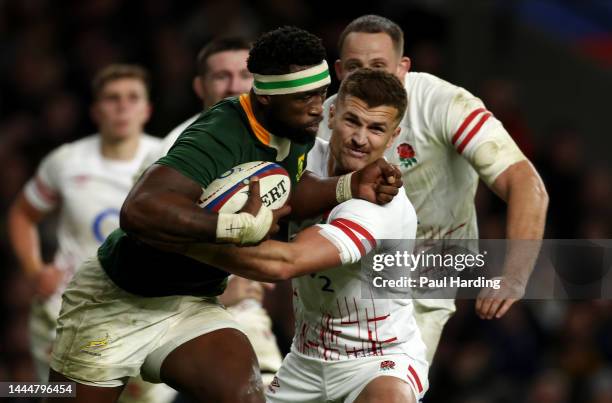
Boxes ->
[320,72,526,240]
[291,138,426,362]
[24,134,160,295]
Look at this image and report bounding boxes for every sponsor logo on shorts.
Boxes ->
[80,333,111,357]
[267,376,280,394]
[380,360,396,371]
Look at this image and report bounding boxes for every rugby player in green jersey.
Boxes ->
[47,27,402,403]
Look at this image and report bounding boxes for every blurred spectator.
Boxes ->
[526,369,570,403]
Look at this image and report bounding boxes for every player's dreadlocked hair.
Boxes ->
[247,26,326,75]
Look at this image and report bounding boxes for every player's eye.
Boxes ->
[300,94,312,101]
[104,94,120,102]
[345,117,358,126]
[212,72,230,81]
[370,125,385,134]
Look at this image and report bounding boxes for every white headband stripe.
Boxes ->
[253,60,328,83]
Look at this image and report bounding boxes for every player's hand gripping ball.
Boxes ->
[199,161,291,213]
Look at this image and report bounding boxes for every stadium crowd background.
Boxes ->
[1,0,611,402]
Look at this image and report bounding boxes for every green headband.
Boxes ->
[253,60,331,95]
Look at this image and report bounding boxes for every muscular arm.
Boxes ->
[120,164,218,245]
[476,159,549,318]
[186,226,341,282]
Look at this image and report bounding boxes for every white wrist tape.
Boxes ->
[335,172,353,203]
[216,206,273,244]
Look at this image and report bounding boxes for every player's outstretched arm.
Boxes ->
[289,158,402,220]
[186,226,341,282]
[475,159,549,319]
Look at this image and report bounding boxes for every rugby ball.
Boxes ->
[199,161,291,213]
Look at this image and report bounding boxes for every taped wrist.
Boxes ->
[216,206,273,244]
[335,172,353,203]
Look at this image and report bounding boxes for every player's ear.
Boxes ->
[386,126,401,149]
[193,77,205,101]
[328,103,336,129]
[255,94,272,106]
[396,57,411,81]
[143,102,153,124]
[334,59,345,81]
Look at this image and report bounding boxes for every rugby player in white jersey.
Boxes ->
[317,15,549,365]
[140,36,284,385]
[7,64,175,403]
[188,68,429,403]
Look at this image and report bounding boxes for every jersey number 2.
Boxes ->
[310,273,334,293]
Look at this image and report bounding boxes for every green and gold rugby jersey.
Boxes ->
[98,94,313,297]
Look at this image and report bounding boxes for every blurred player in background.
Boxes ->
[318,15,549,365]
[7,64,176,403]
[187,68,428,403]
[46,27,401,403]
[140,36,283,386]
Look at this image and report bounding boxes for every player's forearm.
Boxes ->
[290,171,340,220]
[8,199,44,277]
[121,190,217,244]
[501,162,549,284]
[186,241,297,282]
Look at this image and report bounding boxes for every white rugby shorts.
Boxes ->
[266,351,428,403]
[50,257,243,386]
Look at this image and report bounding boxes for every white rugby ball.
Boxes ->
[199,161,291,213]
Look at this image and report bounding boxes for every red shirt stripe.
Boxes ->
[457,112,492,154]
[34,177,58,203]
[333,218,376,249]
[451,107,486,145]
[330,219,366,256]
